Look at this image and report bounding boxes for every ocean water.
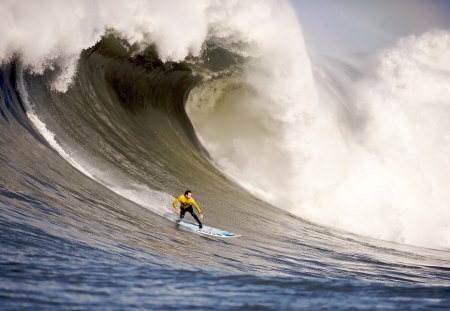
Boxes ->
[1,1,450,309]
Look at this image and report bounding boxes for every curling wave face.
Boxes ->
[3,0,449,248]
[3,32,450,285]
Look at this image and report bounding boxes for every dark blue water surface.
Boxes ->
[2,214,449,311]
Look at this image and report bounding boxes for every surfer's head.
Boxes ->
[184,190,192,199]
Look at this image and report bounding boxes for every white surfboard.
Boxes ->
[177,220,240,238]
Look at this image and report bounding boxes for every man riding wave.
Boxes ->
[173,190,204,229]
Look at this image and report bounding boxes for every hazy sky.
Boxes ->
[291,0,450,54]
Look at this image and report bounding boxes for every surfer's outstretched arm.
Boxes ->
[172,197,181,213]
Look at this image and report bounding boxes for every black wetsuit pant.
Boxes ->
[180,205,202,226]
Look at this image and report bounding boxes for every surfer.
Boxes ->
[173,190,204,229]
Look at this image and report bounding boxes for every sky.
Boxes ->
[291,0,450,54]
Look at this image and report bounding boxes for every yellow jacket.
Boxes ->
[172,195,202,214]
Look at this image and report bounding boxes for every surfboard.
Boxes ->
[177,220,240,238]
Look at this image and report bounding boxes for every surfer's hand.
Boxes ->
[175,208,180,214]
[199,213,204,220]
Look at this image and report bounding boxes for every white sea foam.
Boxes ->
[0,0,209,91]
[188,12,450,248]
[282,31,450,249]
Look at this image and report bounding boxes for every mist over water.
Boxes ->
[187,5,450,248]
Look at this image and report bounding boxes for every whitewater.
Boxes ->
[1,0,450,309]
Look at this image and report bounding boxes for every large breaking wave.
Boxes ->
[1,0,450,250]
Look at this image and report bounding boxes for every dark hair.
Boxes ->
[184,190,192,196]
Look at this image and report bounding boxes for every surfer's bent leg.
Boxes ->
[179,207,186,219]
[186,205,202,227]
